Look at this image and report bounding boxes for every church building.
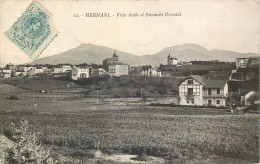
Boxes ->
[167,54,178,65]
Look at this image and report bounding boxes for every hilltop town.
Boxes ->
[0,50,259,109]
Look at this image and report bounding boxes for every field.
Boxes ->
[0,79,259,163]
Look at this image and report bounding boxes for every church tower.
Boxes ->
[167,53,173,65]
[112,50,119,61]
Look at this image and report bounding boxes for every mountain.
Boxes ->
[30,43,143,66]
[30,43,259,66]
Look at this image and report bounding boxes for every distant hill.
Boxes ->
[30,43,259,66]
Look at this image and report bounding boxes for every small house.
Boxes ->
[71,66,91,80]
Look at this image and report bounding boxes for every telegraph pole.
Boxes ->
[97,89,99,103]
[141,88,143,99]
[32,90,34,101]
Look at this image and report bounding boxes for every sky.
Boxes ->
[0,0,260,65]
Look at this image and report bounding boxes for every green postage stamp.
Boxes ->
[5,0,58,60]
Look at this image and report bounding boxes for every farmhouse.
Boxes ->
[179,75,228,107]
[71,66,91,80]
[141,65,161,77]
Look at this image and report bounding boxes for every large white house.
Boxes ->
[108,63,128,77]
[71,66,91,80]
[141,65,161,77]
[103,50,129,77]
[179,75,228,107]
[61,64,72,73]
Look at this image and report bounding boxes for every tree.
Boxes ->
[5,120,81,164]
[6,120,50,163]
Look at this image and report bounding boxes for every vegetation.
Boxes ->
[1,79,79,91]
[76,75,183,98]
[1,108,258,163]
[159,62,236,76]
[4,120,81,164]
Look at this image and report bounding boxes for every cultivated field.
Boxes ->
[0,80,259,163]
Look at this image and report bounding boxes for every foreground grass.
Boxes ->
[1,108,258,163]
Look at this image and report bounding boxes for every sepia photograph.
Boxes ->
[0,0,259,163]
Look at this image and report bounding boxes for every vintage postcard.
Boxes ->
[0,0,259,163]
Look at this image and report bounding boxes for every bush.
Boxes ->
[7,95,19,100]
[5,120,50,163]
[5,120,81,164]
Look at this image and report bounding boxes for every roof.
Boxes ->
[1,72,10,74]
[203,79,227,88]
[97,68,106,72]
[180,75,227,88]
[108,62,128,66]
[103,58,118,62]
[167,54,177,60]
[74,66,91,69]
[141,65,152,70]
[113,50,118,57]
[189,75,205,85]
[236,57,250,60]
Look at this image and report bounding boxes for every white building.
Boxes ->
[62,65,72,73]
[167,54,178,65]
[141,65,161,77]
[179,75,228,107]
[71,66,91,80]
[241,91,256,106]
[236,58,250,68]
[52,67,63,74]
[108,64,128,77]
[0,72,11,78]
[93,68,107,76]
[14,71,26,76]
[23,66,36,73]
[35,67,44,74]
[2,69,11,73]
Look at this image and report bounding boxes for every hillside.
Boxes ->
[30,43,143,66]
[30,43,259,66]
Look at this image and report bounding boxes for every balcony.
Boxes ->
[203,93,227,98]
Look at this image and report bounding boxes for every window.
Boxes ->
[208,100,212,105]
[180,84,200,96]
[216,100,220,104]
[191,98,194,104]
[208,88,211,95]
[217,88,220,94]
[188,80,193,84]
[187,99,190,103]
[188,88,193,95]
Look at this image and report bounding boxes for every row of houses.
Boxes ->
[0,63,73,78]
[71,50,129,80]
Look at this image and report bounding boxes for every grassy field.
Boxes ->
[0,81,259,163]
[1,78,79,91]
